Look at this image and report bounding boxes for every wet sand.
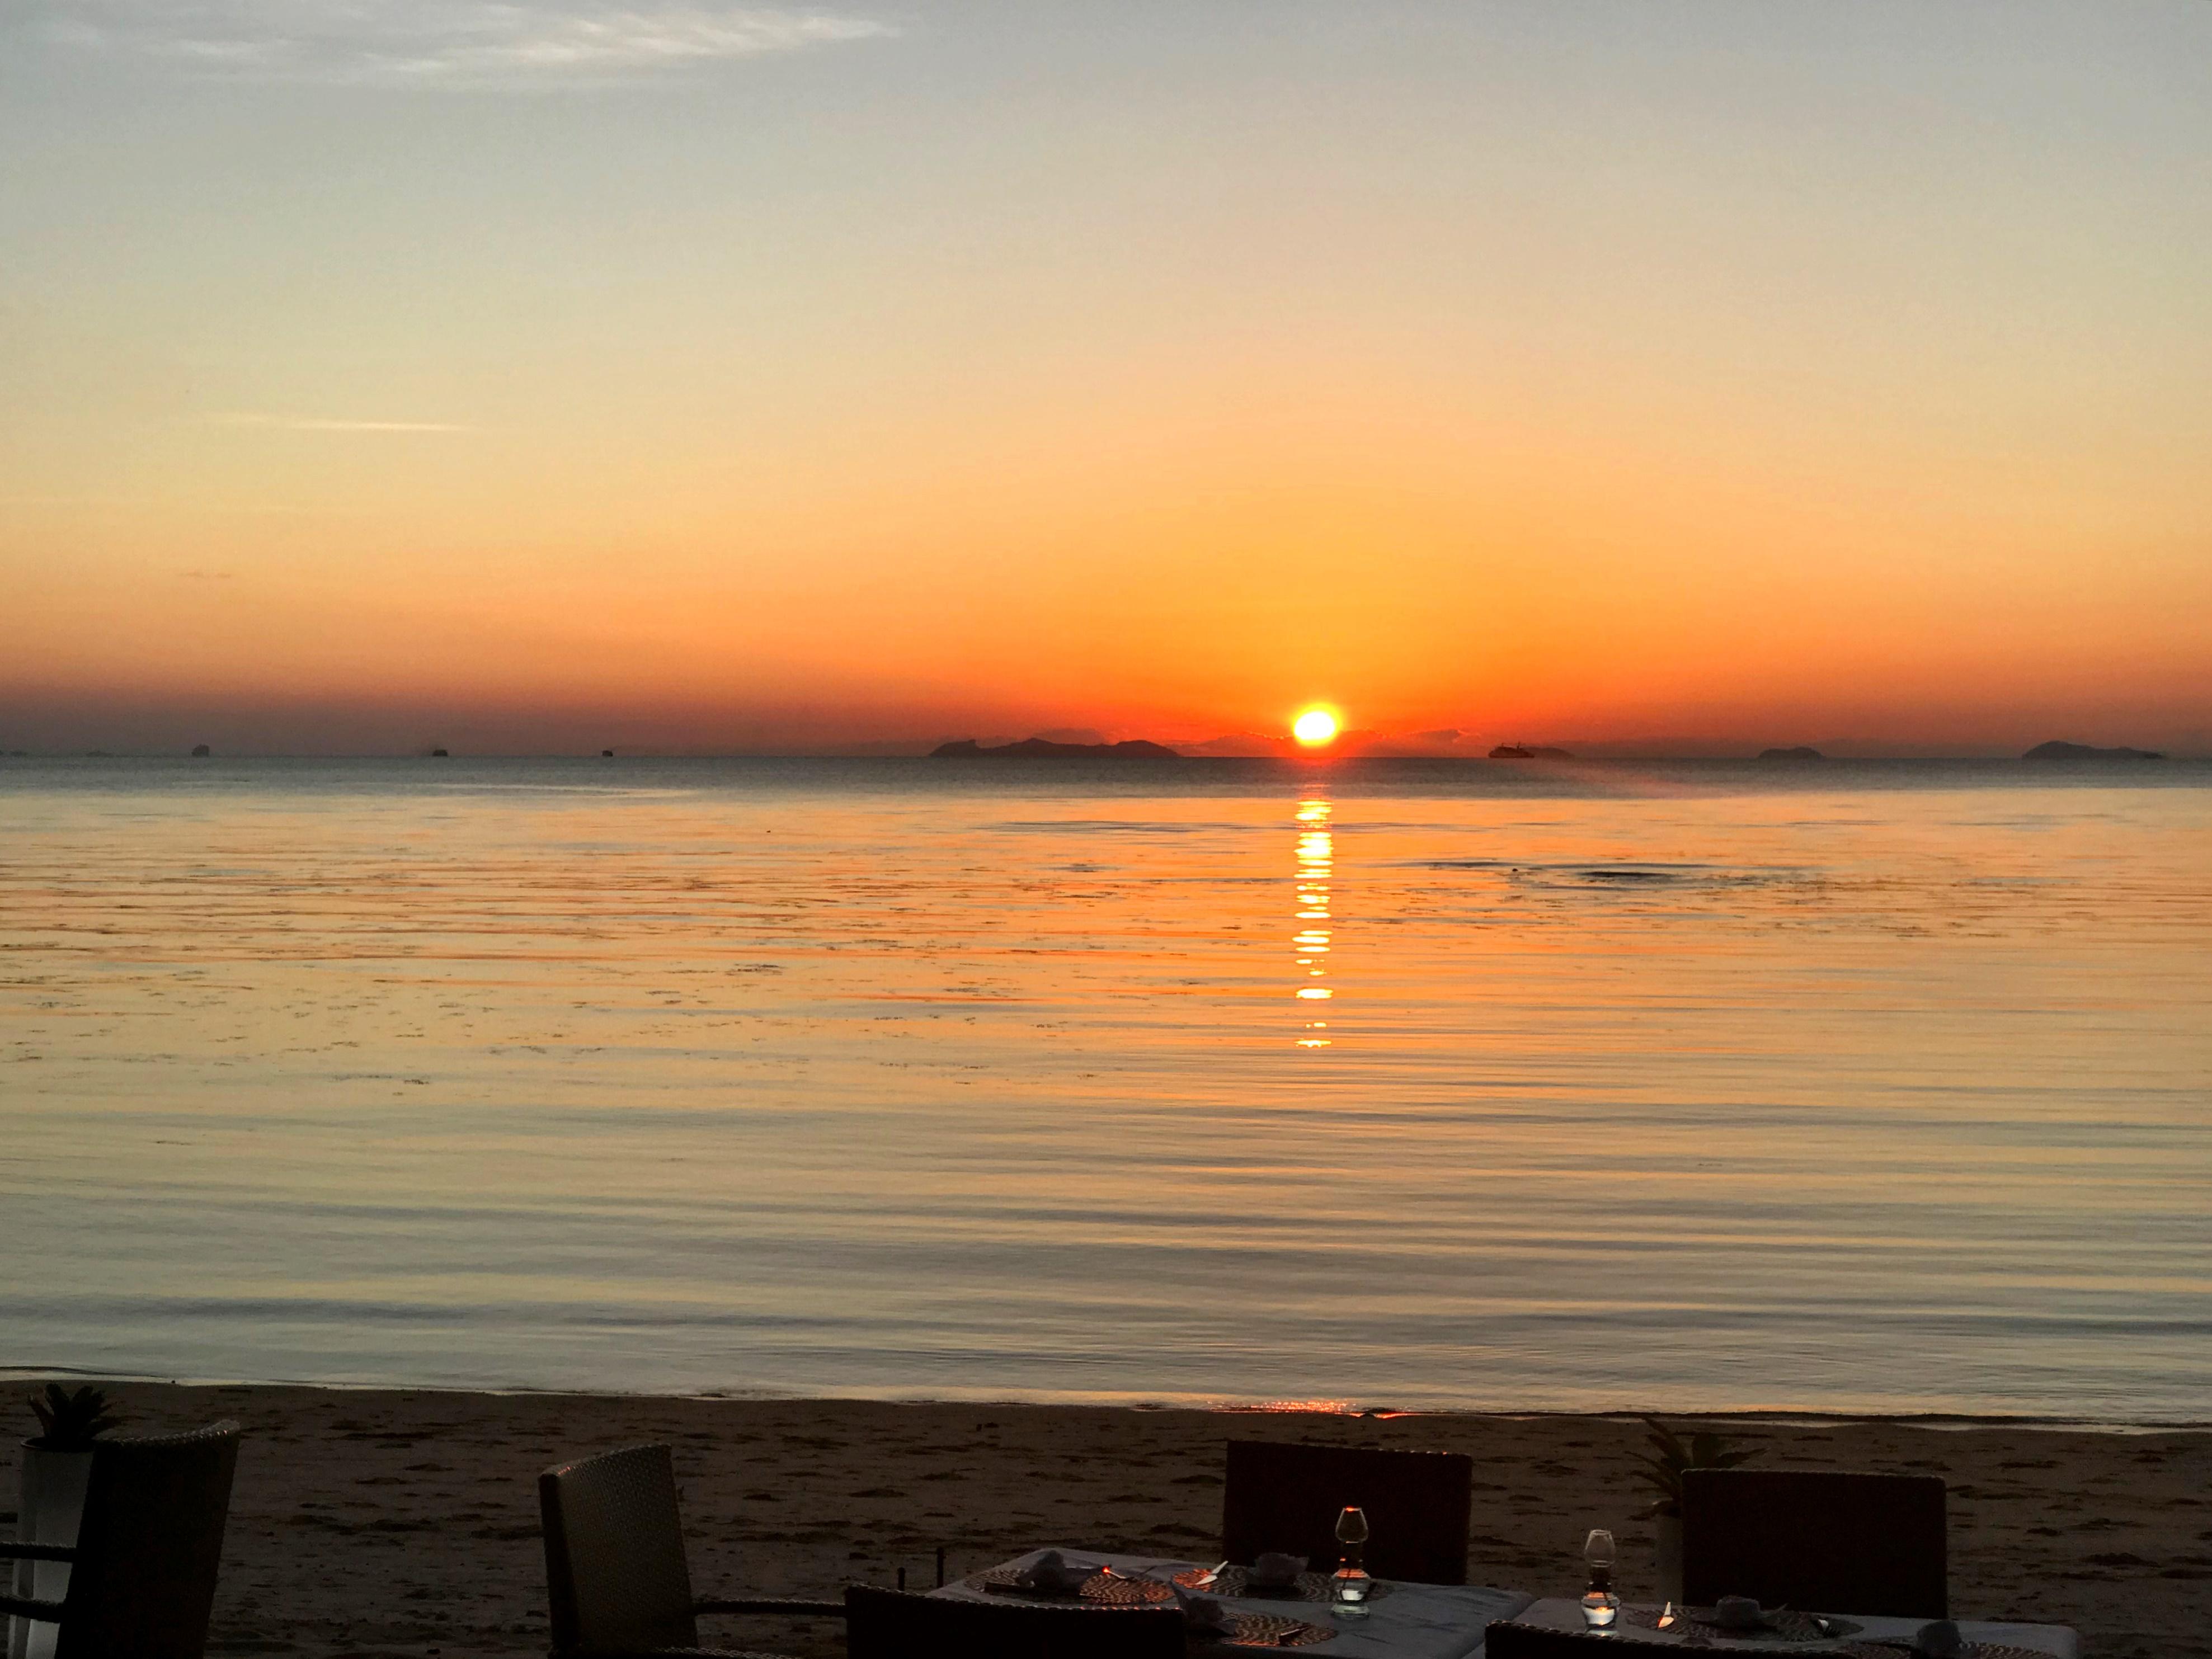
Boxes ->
[21,1383,2208,1659]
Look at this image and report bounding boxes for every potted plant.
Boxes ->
[1632,1417,1754,1603]
[11,1387,122,1659]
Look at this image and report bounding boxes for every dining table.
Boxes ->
[934,1553,2085,1659]
[1502,1597,2080,1657]
[934,1547,1533,1659]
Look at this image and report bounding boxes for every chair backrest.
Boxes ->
[1220,1440,1473,1585]
[844,1586,1187,1659]
[52,1420,240,1659]
[1484,1620,1805,1657]
[538,1444,699,1653]
[1682,1467,1947,1618]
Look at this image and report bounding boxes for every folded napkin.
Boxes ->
[1712,1596,1764,1629]
[1176,1591,1238,1635]
[1016,1551,1093,1596]
[1246,1552,1308,1587]
[1913,1620,1964,1658]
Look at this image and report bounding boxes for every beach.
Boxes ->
[10,765,2209,1658]
[43,1380,2208,1659]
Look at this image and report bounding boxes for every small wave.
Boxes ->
[1410,857,1786,882]
[987,819,1246,835]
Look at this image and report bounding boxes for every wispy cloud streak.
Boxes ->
[37,0,895,87]
[203,413,479,432]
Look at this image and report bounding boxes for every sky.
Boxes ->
[4,1,2209,756]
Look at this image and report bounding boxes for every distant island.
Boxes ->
[931,737,1182,760]
[1488,744,1574,760]
[1758,746,1825,761]
[2023,740,2164,761]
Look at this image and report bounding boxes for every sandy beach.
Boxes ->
[15,1382,2204,1659]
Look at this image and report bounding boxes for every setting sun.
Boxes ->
[1293,708,1340,747]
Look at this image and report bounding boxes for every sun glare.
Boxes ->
[1293,708,1339,747]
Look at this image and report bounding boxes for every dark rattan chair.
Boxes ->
[845,1585,1186,1659]
[1220,1439,1473,1585]
[1484,1620,1805,1657]
[539,1444,843,1659]
[1681,1467,1947,1618]
[0,1420,241,1659]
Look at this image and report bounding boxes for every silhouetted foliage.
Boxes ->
[27,1383,124,1450]
[1634,1417,1756,1519]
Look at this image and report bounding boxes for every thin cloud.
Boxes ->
[202,413,479,433]
[37,0,896,88]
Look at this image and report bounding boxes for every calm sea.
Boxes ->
[3,757,2208,1421]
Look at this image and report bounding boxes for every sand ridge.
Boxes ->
[13,1383,2207,1659]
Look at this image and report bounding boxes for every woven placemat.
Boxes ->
[968,1567,1176,1606]
[1215,1613,1336,1648]
[1169,1567,1396,1604]
[1624,1605,1862,1642]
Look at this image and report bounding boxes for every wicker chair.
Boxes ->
[1484,1620,1805,1657]
[0,1420,241,1659]
[1221,1439,1474,1585]
[844,1585,1186,1659]
[539,1444,843,1659]
[1681,1467,1948,1618]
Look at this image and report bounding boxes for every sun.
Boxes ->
[1292,708,1339,747]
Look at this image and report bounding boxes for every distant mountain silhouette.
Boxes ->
[1489,744,1573,760]
[1178,732,1288,756]
[2023,740,2163,761]
[1758,746,1824,761]
[931,737,1182,760]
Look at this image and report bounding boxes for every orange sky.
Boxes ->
[4,3,2208,755]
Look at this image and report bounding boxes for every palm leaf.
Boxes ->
[25,1383,123,1449]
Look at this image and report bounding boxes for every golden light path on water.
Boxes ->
[1295,798,1333,1045]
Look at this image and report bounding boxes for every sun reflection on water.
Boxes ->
[1294,797,1334,1044]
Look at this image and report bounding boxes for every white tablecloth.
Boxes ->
[1501,1597,2080,1658]
[935,1549,1533,1659]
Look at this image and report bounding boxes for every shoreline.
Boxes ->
[8,1368,2206,1436]
[13,1379,2200,1659]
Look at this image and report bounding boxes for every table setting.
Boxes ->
[935,1549,2079,1659]
[1506,1596,2079,1658]
[1498,1519,2079,1658]
[934,1545,1535,1658]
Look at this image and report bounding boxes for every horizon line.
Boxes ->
[5,748,2198,763]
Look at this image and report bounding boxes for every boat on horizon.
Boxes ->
[1488,743,1573,760]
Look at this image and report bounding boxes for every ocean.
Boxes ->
[3,756,2207,1421]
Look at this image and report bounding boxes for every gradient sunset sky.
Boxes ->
[4,1,2208,755]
